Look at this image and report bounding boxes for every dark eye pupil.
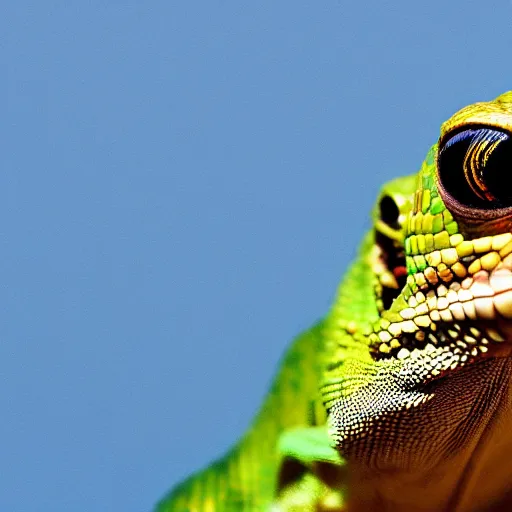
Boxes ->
[379,195,400,227]
[438,127,512,208]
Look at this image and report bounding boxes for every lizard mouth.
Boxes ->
[372,230,407,311]
[370,192,409,312]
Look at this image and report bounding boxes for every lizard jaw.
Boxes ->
[370,233,407,312]
[368,276,512,379]
[367,217,512,381]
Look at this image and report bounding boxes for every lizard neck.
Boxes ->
[344,357,512,512]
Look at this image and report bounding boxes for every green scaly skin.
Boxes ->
[158,91,512,511]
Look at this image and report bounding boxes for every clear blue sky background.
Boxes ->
[2,2,512,511]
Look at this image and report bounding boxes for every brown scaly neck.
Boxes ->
[342,357,512,512]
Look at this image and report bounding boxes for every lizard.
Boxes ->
[156,91,512,511]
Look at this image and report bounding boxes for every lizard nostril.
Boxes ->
[379,195,400,227]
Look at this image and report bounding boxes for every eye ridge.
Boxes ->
[438,125,512,210]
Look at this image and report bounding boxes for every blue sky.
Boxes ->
[3,2,512,511]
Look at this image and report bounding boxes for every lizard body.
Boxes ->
[157,91,512,511]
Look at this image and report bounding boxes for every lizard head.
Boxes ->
[324,91,512,473]
[371,90,512,369]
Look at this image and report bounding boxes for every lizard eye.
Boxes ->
[438,126,512,209]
